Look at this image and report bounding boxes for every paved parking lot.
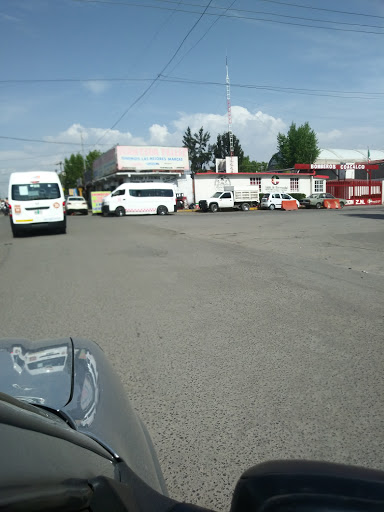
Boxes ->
[0,206,383,510]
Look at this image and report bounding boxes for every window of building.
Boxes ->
[290,178,299,192]
[250,177,261,190]
[314,180,324,193]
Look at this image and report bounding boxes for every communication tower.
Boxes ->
[226,57,234,172]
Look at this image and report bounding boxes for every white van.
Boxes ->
[8,172,66,236]
[102,182,177,216]
[25,346,68,375]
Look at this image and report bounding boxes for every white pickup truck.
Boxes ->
[199,188,259,212]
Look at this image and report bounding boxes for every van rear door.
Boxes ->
[11,181,64,225]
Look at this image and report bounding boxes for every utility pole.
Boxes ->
[226,56,234,173]
[80,132,86,174]
[80,132,87,195]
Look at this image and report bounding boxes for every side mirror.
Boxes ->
[230,460,384,512]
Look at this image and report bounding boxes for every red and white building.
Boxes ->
[193,171,328,203]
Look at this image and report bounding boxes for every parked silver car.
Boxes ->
[301,193,346,209]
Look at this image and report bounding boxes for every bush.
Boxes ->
[289,193,307,201]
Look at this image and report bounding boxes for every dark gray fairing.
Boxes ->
[0,337,167,495]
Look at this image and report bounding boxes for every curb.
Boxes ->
[177,207,259,213]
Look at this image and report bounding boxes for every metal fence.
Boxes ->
[327,180,382,206]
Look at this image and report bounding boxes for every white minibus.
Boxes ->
[8,172,66,236]
[101,182,177,216]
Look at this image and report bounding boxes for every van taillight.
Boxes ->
[8,204,11,216]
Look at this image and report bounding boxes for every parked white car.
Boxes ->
[66,196,88,215]
[260,193,300,210]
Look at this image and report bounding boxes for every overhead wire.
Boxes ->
[147,0,384,21]
[165,0,239,76]
[130,0,185,71]
[0,135,109,146]
[255,0,384,20]
[0,152,70,163]
[159,76,384,99]
[1,76,383,98]
[73,0,384,34]
[94,0,215,145]
[134,0,384,29]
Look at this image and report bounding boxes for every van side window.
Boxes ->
[160,189,173,197]
[112,189,125,197]
[129,189,173,197]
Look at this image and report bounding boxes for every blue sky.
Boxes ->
[0,0,384,196]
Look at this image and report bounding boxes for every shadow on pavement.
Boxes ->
[343,213,384,220]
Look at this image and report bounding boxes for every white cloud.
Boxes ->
[148,124,171,145]
[318,126,383,151]
[0,12,21,22]
[82,81,109,95]
[1,104,382,195]
[49,107,286,163]
[173,106,286,161]
[45,124,146,147]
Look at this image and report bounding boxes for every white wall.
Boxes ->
[194,174,320,202]
[175,172,194,205]
[99,172,194,205]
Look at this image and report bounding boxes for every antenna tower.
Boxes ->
[226,57,234,172]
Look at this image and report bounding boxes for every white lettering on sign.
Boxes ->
[311,164,336,169]
[339,164,366,170]
[264,185,289,192]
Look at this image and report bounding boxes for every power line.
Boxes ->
[1,75,384,97]
[161,75,384,99]
[130,0,185,72]
[0,135,109,146]
[138,0,384,29]
[78,0,384,20]
[165,0,238,76]
[94,0,215,144]
[0,78,149,84]
[256,0,384,20]
[73,0,384,34]
[157,77,382,99]
[0,152,67,163]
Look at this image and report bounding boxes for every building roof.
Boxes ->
[317,149,384,163]
[195,171,322,177]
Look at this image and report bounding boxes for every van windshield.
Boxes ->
[12,183,61,201]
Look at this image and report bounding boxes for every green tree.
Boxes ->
[211,132,244,168]
[276,122,320,168]
[62,153,84,190]
[182,126,211,173]
[240,156,268,173]
[85,150,102,181]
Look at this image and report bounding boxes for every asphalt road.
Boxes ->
[0,207,384,510]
